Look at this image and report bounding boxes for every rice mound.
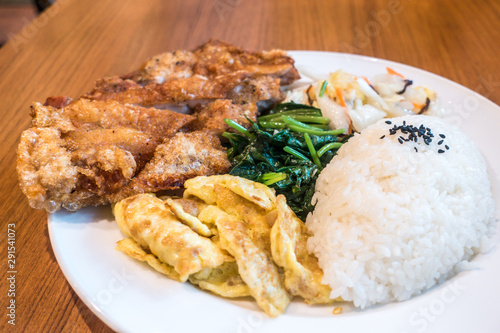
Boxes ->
[306,115,496,308]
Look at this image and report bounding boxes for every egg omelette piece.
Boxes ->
[113,193,232,282]
[270,195,333,304]
[165,198,212,237]
[117,237,248,298]
[212,184,274,254]
[183,175,277,211]
[189,261,250,298]
[199,205,290,317]
[116,238,181,282]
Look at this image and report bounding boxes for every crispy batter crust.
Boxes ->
[125,39,299,86]
[17,40,300,212]
[17,101,201,212]
[84,40,296,107]
[84,72,251,106]
[133,131,231,191]
[191,99,258,136]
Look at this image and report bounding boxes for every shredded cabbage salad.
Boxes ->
[284,67,444,133]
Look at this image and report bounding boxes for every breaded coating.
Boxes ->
[84,40,295,108]
[226,76,285,111]
[84,75,285,111]
[31,98,193,139]
[125,50,196,85]
[16,100,207,212]
[17,127,79,212]
[124,39,299,86]
[133,131,231,191]
[189,76,285,137]
[84,72,251,106]
[192,40,300,85]
[191,99,258,137]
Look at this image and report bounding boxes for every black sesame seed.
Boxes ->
[439,134,446,138]
[380,135,386,139]
[385,121,392,124]
[414,147,418,152]
[385,122,441,148]
[438,149,445,154]
[445,145,449,150]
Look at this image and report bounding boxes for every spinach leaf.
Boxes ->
[224,103,348,220]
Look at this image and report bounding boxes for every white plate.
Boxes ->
[48,52,500,333]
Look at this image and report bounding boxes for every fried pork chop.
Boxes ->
[124,39,300,86]
[31,98,191,141]
[191,99,258,136]
[17,40,300,213]
[132,131,231,192]
[84,74,285,111]
[84,72,251,106]
[17,99,229,212]
[84,40,296,108]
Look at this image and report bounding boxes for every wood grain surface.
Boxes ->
[0,0,499,332]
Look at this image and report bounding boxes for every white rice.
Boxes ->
[306,115,496,308]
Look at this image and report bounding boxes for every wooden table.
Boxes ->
[1,0,499,331]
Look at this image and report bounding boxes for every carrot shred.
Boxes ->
[412,102,423,110]
[361,76,371,86]
[386,67,405,79]
[335,87,347,107]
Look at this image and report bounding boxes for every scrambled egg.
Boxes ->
[113,175,333,317]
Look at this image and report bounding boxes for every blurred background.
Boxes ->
[0,0,53,46]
